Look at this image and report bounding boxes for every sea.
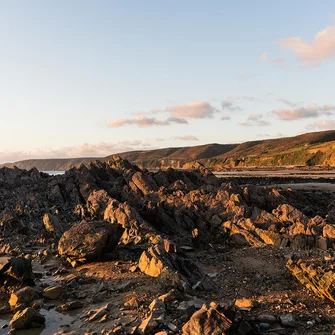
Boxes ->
[42,170,65,175]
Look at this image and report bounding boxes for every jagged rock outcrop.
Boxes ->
[287,259,335,303]
[103,199,157,246]
[139,239,215,291]
[1,156,334,257]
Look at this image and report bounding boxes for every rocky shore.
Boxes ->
[1,156,335,334]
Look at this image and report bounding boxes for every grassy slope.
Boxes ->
[204,130,335,168]
[113,143,238,168]
[118,130,335,169]
[3,130,335,170]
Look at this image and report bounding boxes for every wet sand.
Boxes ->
[214,169,335,179]
[269,182,335,191]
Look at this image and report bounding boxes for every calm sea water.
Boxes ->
[42,170,65,175]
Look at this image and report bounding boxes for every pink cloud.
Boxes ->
[240,114,271,127]
[272,104,335,120]
[248,113,263,121]
[0,141,152,164]
[280,25,335,65]
[306,120,335,130]
[221,115,231,121]
[259,52,268,61]
[166,101,217,119]
[106,116,188,128]
[259,52,286,67]
[173,135,199,141]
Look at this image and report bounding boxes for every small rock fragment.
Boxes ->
[43,285,63,300]
[280,314,296,328]
[9,287,36,307]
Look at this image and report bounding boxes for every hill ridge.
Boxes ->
[2,130,335,171]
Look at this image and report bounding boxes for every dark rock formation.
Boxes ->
[0,256,34,285]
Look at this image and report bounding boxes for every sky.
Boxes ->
[0,0,335,163]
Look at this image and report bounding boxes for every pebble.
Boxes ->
[43,285,63,300]
[259,323,271,330]
[234,298,254,310]
[257,314,277,324]
[280,314,296,327]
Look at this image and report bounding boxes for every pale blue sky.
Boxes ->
[0,0,335,162]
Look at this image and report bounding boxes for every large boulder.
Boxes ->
[58,220,124,264]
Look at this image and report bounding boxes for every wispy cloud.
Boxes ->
[166,101,218,119]
[240,114,271,127]
[277,98,298,107]
[259,52,286,67]
[238,73,254,81]
[173,135,199,141]
[225,96,260,103]
[256,133,271,138]
[271,57,285,64]
[221,115,231,121]
[259,52,268,61]
[248,113,263,121]
[0,141,151,164]
[256,132,285,138]
[280,25,335,66]
[306,120,335,130]
[222,100,242,112]
[226,96,240,101]
[166,116,189,124]
[243,96,261,102]
[106,116,188,128]
[272,104,335,120]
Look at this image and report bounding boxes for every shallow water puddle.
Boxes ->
[0,308,75,335]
